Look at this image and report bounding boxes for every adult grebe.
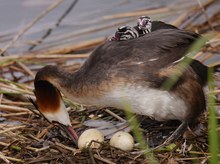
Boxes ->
[33,29,208,145]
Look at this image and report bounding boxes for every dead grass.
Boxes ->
[0,0,220,163]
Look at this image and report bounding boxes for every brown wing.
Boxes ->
[79,29,205,88]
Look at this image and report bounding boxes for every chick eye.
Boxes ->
[143,20,149,24]
[121,28,127,32]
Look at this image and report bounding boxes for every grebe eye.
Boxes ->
[144,19,149,24]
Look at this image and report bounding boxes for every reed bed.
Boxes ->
[0,0,220,163]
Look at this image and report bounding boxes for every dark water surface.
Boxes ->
[0,0,207,53]
[0,0,209,54]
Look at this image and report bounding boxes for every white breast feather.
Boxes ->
[68,85,188,122]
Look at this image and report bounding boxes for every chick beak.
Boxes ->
[56,123,79,145]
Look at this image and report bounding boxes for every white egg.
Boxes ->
[78,129,104,150]
[110,131,134,151]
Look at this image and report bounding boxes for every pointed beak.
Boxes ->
[57,123,79,145]
[114,32,121,41]
[139,22,144,27]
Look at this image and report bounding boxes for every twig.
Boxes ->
[0,125,26,135]
[179,0,215,29]
[33,18,132,47]
[210,89,220,94]
[0,141,9,147]
[0,94,3,104]
[36,124,54,139]
[0,82,33,95]
[0,53,89,62]
[0,153,24,163]
[208,61,220,67]
[29,0,79,50]
[27,155,64,164]
[54,142,80,154]
[93,154,116,164]
[0,0,65,56]
[105,109,126,122]
[0,104,30,112]
[0,112,31,117]
[26,146,50,152]
[27,134,42,142]
[200,53,213,63]
[0,152,11,164]
[197,0,214,31]
[16,62,35,78]
[1,100,31,106]
[192,51,204,59]
[103,7,171,19]
[176,156,212,161]
[33,37,105,54]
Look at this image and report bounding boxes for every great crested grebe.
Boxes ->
[33,28,209,145]
[134,15,152,35]
[135,15,178,34]
[110,25,139,41]
[110,16,152,41]
[110,16,178,41]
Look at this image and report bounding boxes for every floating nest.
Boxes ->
[0,1,220,163]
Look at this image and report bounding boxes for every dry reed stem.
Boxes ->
[0,141,9,146]
[0,152,11,164]
[105,109,126,122]
[54,142,80,154]
[1,100,31,106]
[197,0,214,31]
[0,112,31,117]
[0,1,219,163]
[208,61,220,67]
[29,0,79,50]
[193,51,204,59]
[37,19,133,45]
[16,62,35,78]
[0,83,32,95]
[0,104,30,112]
[0,155,24,163]
[200,53,213,63]
[27,134,42,142]
[211,89,220,94]
[36,124,54,139]
[0,125,26,134]
[103,0,214,20]
[171,12,189,27]
[93,154,116,164]
[104,7,172,19]
[33,37,105,54]
[26,146,50,152]
[0,94,3,104]
[13,53,90,59]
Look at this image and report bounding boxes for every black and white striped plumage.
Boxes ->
[110,25,139,41]
[135,16,152,35]
[110,16,178,41]
[135,15,179,35]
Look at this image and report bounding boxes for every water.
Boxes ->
[0,0,218,58]
[0,0,182,53]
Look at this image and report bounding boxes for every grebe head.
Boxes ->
[111,25,139,41]
[33,65,78,144]
[137,16,152,33]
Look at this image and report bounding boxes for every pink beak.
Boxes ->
[57,123,79,145]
